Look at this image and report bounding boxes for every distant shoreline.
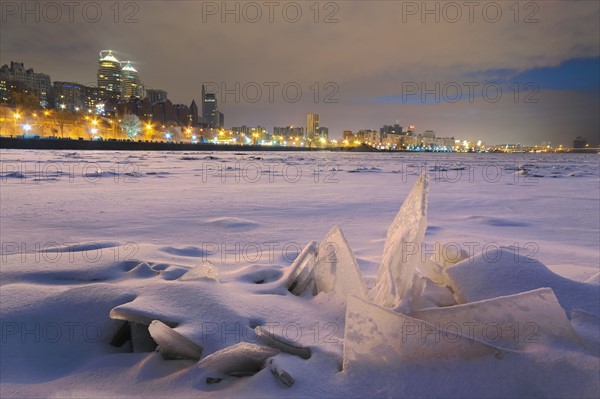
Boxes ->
[1,137,596,154]
[0,137,377,152]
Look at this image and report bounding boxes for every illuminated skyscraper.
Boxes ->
[306,113,319,139]
[97,50,122,100]
[121,61,144,100]
[202,84,219,128]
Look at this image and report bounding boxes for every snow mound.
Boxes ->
[570,309,600,356]
[109,304,178,328]
[466,215,530,227]
[202,217,259,230]
[443,247,600,316]
[160,246,207,257]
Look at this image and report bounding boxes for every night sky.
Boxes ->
[1,1,599,145]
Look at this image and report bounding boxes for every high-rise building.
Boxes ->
[189,100,199,126]
[121,61,144,100]
[202,85,220,128]
[218,111,224,129]
[97,50,122,101]
[306,113,319,139]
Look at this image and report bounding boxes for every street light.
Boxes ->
[23,124,32,136]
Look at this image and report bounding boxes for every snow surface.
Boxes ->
[1,150,599,398]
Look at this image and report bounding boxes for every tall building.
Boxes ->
[97,50,122,101]
[202,85,219,128]
[121,61,144,100]
[306,113,319,139]
[218,111,224,129]
[189,100,199,126]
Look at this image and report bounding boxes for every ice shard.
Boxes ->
[313,225,367,300]
[109,306,178,353]
[410,288,581,350]
[148,320,203,360]
[179,260,219,282]
[343,295,500,371]
[372,173,429,311]
[198,342,280,376]
[255,325,311,359]
[285,241,318,295]
[267,358,295,387]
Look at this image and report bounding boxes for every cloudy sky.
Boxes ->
[2,0,599,145]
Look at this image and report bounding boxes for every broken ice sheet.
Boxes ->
[410,288,581,351]
[198,342,280,376]
[255,325,311,359]
[343,295,500,371]
[109,306,178,353]
[267,358,295,387]
[285,241,318,295]
[179,260,219,282]
[372,173,429,311]
[148,320,203,361]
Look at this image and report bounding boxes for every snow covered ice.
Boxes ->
[443,247,600,316]
[148,320,204,360]
[1,150,599,398]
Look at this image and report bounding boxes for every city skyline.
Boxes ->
[1,1,599,146]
